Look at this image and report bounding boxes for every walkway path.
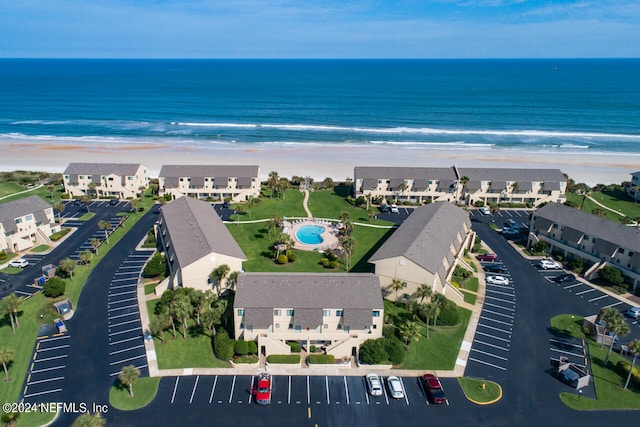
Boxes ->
[301,189,313,219]
[586,194,624,216]
[0,184,44,201]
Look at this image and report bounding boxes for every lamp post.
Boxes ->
[578,389,583,402]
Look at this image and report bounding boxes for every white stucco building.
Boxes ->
[0,195,60,253]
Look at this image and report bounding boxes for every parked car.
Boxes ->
[554,273,576,283]
[222,201,230,209]
[390,204,399,213]
[479,207,491,215]
[252,373,272,405]
[73,199,83,205]
[484,263,506,273]
[8,259,29,268]
[538,259,561,270]
[421,374,448,404]
[501,228,520,236]
[109,199,119,205]
[477,253,498,262]
[624,307,640,320]
[366,374,383,396]
[486,275,509,286]
[387,376,405,399]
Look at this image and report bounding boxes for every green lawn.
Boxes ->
[146,300,230,369]
[458,377,502,404]
[565,189,640,222]
[231,189,307,220]
[0,182,26,198]
[551,314,640,409]
[1,266,24,275]
[461,290,477,305]
[30,245,49,253]
[78,212,96,221]
[109,377,161,410]
[307,189,391,225]
[384,300,472,369]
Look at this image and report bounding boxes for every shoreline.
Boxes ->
[2,140,638,186]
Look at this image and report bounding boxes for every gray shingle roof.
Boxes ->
[368,202,470,274]
[534,203,640,253]
[293,308,323,329]
[543,182,562,191]
[159,165,259,184]
[355,166,457,181]
[160,197,246,267]
[0,195,51,232]
[63,163,144,176]
[457,167,565,183]
[561,227,585,245]
[235,273,383,310]
[243,308,273,329]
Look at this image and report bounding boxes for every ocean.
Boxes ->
[1,58,639,154]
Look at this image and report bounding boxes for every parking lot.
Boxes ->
[22,333,70,403]
[161,374,452,407]
[107,250,152,377]
[466,260,516,374]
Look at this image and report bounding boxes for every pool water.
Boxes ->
[295,225,325,245]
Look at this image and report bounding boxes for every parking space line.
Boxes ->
[209,376,218,403]
[485,295,516,305]
[478,323,512,335]
[108,297,139,305]
[27,376,64,385]
[110,284,137,290]
[34,354,68,363]
[109,364,147,377]
[343,376,349,405]
[109,290,137,298]
[109,327,141,337]
[110,354,145,365]
[563,283,583,289]
[480,316,513,326]
[476,331,510,342]
[24,388,63,398]
[31,365,65,374]
[549,338,583,349]
[248,376,254,404]
[485,289,515,298]
[400,377,409,405]
[109,312,139,320]
[109,319,140,328]
[381,378,389,405]
[36,344,70,352]
[171,377,179,403]
[189,376,199,403]
[229,376,236,404]
[474,339,509,352]
[588,294,608,302]
[471,348,508,361]
[307,376,310,405]
[550,348,584,358]
[109,344,145,355]
[484,302,515,312]
[602,301,623,308]
[468,358,507,370]
[107,304,138,312]
[416,375,429,405]
[482,309,514,319]
[112,278,137,282]
[576,288,595,296]
[326,376,330,404]
[109,336,141,346]
[288,376,291,404]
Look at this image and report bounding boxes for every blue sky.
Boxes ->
[1,0,638,58]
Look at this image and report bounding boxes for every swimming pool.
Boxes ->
[295,225,325,245]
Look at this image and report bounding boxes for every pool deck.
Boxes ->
[285,219,340,251]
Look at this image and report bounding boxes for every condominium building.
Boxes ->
[234,273,383,359]
[528,203,640,290]
[368,202,474,305]
[353,166,566,206]
[0,195,61,253]
[63,163,149,199]
[627,171,640,203]
[158,165,260,202]
[156,196,246,293]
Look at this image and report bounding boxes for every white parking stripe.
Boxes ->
[478,323,512,335]
[485,295,516,305]
[209,376,218,404]
[107,304,138,312]
[563,283,583,289]
[482,309,515,319]
[602,301,623,308]
[288,376,291,405]
[471,348,508,361]
[550,347,584,358]
[109,354,145,365]
[34,354,68,363]
[36,344,70,352]
[109,336,141,346]
[109,290,137,297]
[344,376,349,404]
[474,339,509,352]
[476,331,511,343]
[484,302,515,312]
[588,294,609,302]
[109,318,140,327]
[27,376,64,385]
[485,289,515,298]
[109,364,147,377]
[326,376,330,404]
[229,376,236,404]
[24,388,63,398]
[108,297,138,305]
[110,284,137,290]
[109,344,145,355]
[171,377,179,403]
[468,357,506,370]
[549,338,583,349]
[190,376,199,403]
[576,288,595,296]
[109,327,141,336]
[108,312,139,320]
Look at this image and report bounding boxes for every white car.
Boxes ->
[486,275,509,285]
[8,259,29,268]
[479,207,491,215]
[538,260,561,270]
[390,204,399,213]
[365,374,383,396]
[387,376,405,399]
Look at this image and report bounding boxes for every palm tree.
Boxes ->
[622,338,640,389]
[267,214,283,239]
[88,182,98,197]
[138,185,146,199]
[367,208,376,222]
[129,198,140,213]
[173,294,192,339]
[0,346,16,381]
[631,185,640,204]
[341,236,355,271]
[421,302,438,339]
[118,365,141,397]
[246,196,256,218]
[277,177,290,199]
[91,238,101,255]
[46,184,56,201]
[604,314,630,364]
[227,271,240,292]
[390,279,406,302]
[398,181,409,202]
[599,307,618,349]
[79,250,93,265]
[1,294,23,333]
[98,220,111,244]
[210,264,230,295]
[53,203,65,223]
[399,320,421,345]
[416,283,433,304]
[81,195,92,213]
[577,186,592,210]
[267,171,280,198]
[431,294,447,331]
[234,205,244,226]
[159,304,177,339]
[72,412,107,427]
[59,257,78,279]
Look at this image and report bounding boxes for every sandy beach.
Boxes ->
[1,140,638,186]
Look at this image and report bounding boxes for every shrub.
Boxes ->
[616,360,640,388]
[267,354,300,364]
[453,265,471,279]
[320,258,333,268]
[473,201,485,207]
[234,339,249,356]
[308,354,335,364]
[0,250,6,260]
[383,336,405,365]
[50,228,71,241]
[286,251,297,262]
[569,257,585,274]
[354,196,366,206]
[383,325,398,339]
[437,299,460,326]
[276,254,288,264]
[213,330,235,361]
[600,266,624,286]
[359,338,388,365]
[287,341,301,353]
[144,252,168,277]
[531,240,548,254]
[247,341,258,355]
[310,345,317,353]
[43,277,66,298]
[233,355,259,364]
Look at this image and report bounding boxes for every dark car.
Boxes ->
[554,273,576,283]
[484,263,506,273]
[477,253,498,262]
[222,201,230,209]
[422,374,448,404]
[73,199,83,205]
[109,199,119,205]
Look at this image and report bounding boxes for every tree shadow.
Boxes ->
[350,228,395,272]
[333,183,351,198]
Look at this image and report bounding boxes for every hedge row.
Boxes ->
[307,354,335,364]
[267,354,301,364]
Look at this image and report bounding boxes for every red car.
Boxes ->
[422,374,448,404]
[252,373,272,405]
[476,253,498,262]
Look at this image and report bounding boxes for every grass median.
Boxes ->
[458,377,502,404]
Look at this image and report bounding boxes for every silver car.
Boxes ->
[366,374,383,396]
[387,376,404,399]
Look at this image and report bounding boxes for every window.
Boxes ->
[630,252,634,257]
[246,325,253,332]
[372,324,377,329]
[372,310,380,317]
[79,175,84,179]
[286,309,294,316]
[273,309,281,316]
[127,176,133,181]
[25,215,33,221]
[324,324,328,329]
[240,323,244,329]
[108,177,114,181]
[295,325,301,332]
[336,310,344,317]
[337,324,342,330]
[288,323,294,330]
[323,310,330,317]
[15,218,22,224]
[344,326,350,333]
[237,309,244,316]
[275,323,280,329]
[619,248,625,255]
